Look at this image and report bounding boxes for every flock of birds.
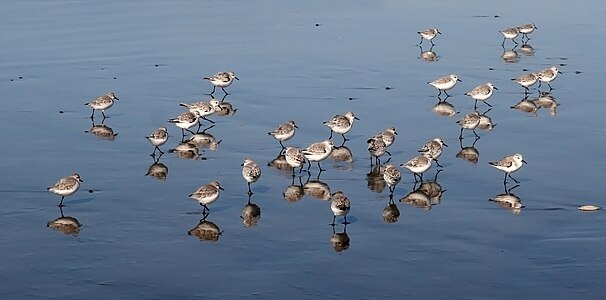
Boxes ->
[46,21,586,240]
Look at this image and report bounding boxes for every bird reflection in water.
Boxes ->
[187,125,221,151]
[477,108,497,132]
[84,118,118,141]
[511,98,540,116]
[303,176,331,201]
[47,206,81,236]
[330,224,350,253]
[501,45,519,63]
[212,95,237,117]
[241,194,261,228]
[283,176,304,202]
[400,188,432,210]
[145,153,168,181]
[416,170,446,206]
[382,195,400,223]
[532,93,560,116]
[418,45,438,62]
[366,163,387,194]
[188,216,222,242]
[432,97,459,117]
[456,136,480,164]
[169,142,203,160]
[399,171,445,211]
[489,184,523,214]
[267,154,292,173]
[329,145,354,170]
[518,42,535,56]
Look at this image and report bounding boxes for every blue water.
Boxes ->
[1,1,605,299]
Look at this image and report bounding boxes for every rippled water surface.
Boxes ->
[2,1,606,299]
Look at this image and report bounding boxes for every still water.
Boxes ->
[1,0,605,299]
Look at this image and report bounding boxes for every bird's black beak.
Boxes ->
[558,71,562,74]
[354,117,360,120]
[235,77,240,80]
[493,86,499,90]
[240,163,244,166]
[79,178,84,182]
[219,186,224,191]
[294,124,299,129]
[443,142,448,147]
[522,160,528,164]
[394,131,398,135]
[457,78,462,82]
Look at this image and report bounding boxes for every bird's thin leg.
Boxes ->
[485,101,493,107]
[279,140,285,149]
[343,215,349,225]
[247,183,253,195]
[186,128,196,135]
[474,100,478,110]
[317,162,325,172]
[444,90,450,97]
[434,159,444,168]
[210,86,216,95]
[101,111,107,118]
[459,128,464,140]
[328,130,333,140]
[386,150,392,156]
[418,36,423,46]
[90,109,95,119]
[503,173,508,185]
[331,215,336,226]
[508,173,520,183]
[473,130,480,139]
[58,196,65,207]
[341,134,349,142]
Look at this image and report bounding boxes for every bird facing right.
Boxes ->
[48,173,83,207]
[465,83,498,109]
[489,153,527,184]
[85,92,119,119]
[323,112,359,142]
[418,28,441,45]
[203,71,239,95]
[268,120,298,149]
[146,127,169,156]
[189,181,224,214]
[428,74,461,97]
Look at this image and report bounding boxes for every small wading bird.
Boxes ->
[203,71,239,95]
[489,153,527,184]
[85,92,119,119]
[47,173,83,207]
[241,158,261,195]
[418,28,441,46]
[330,191,351,225]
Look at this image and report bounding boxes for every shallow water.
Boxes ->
[2,0,606,299]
